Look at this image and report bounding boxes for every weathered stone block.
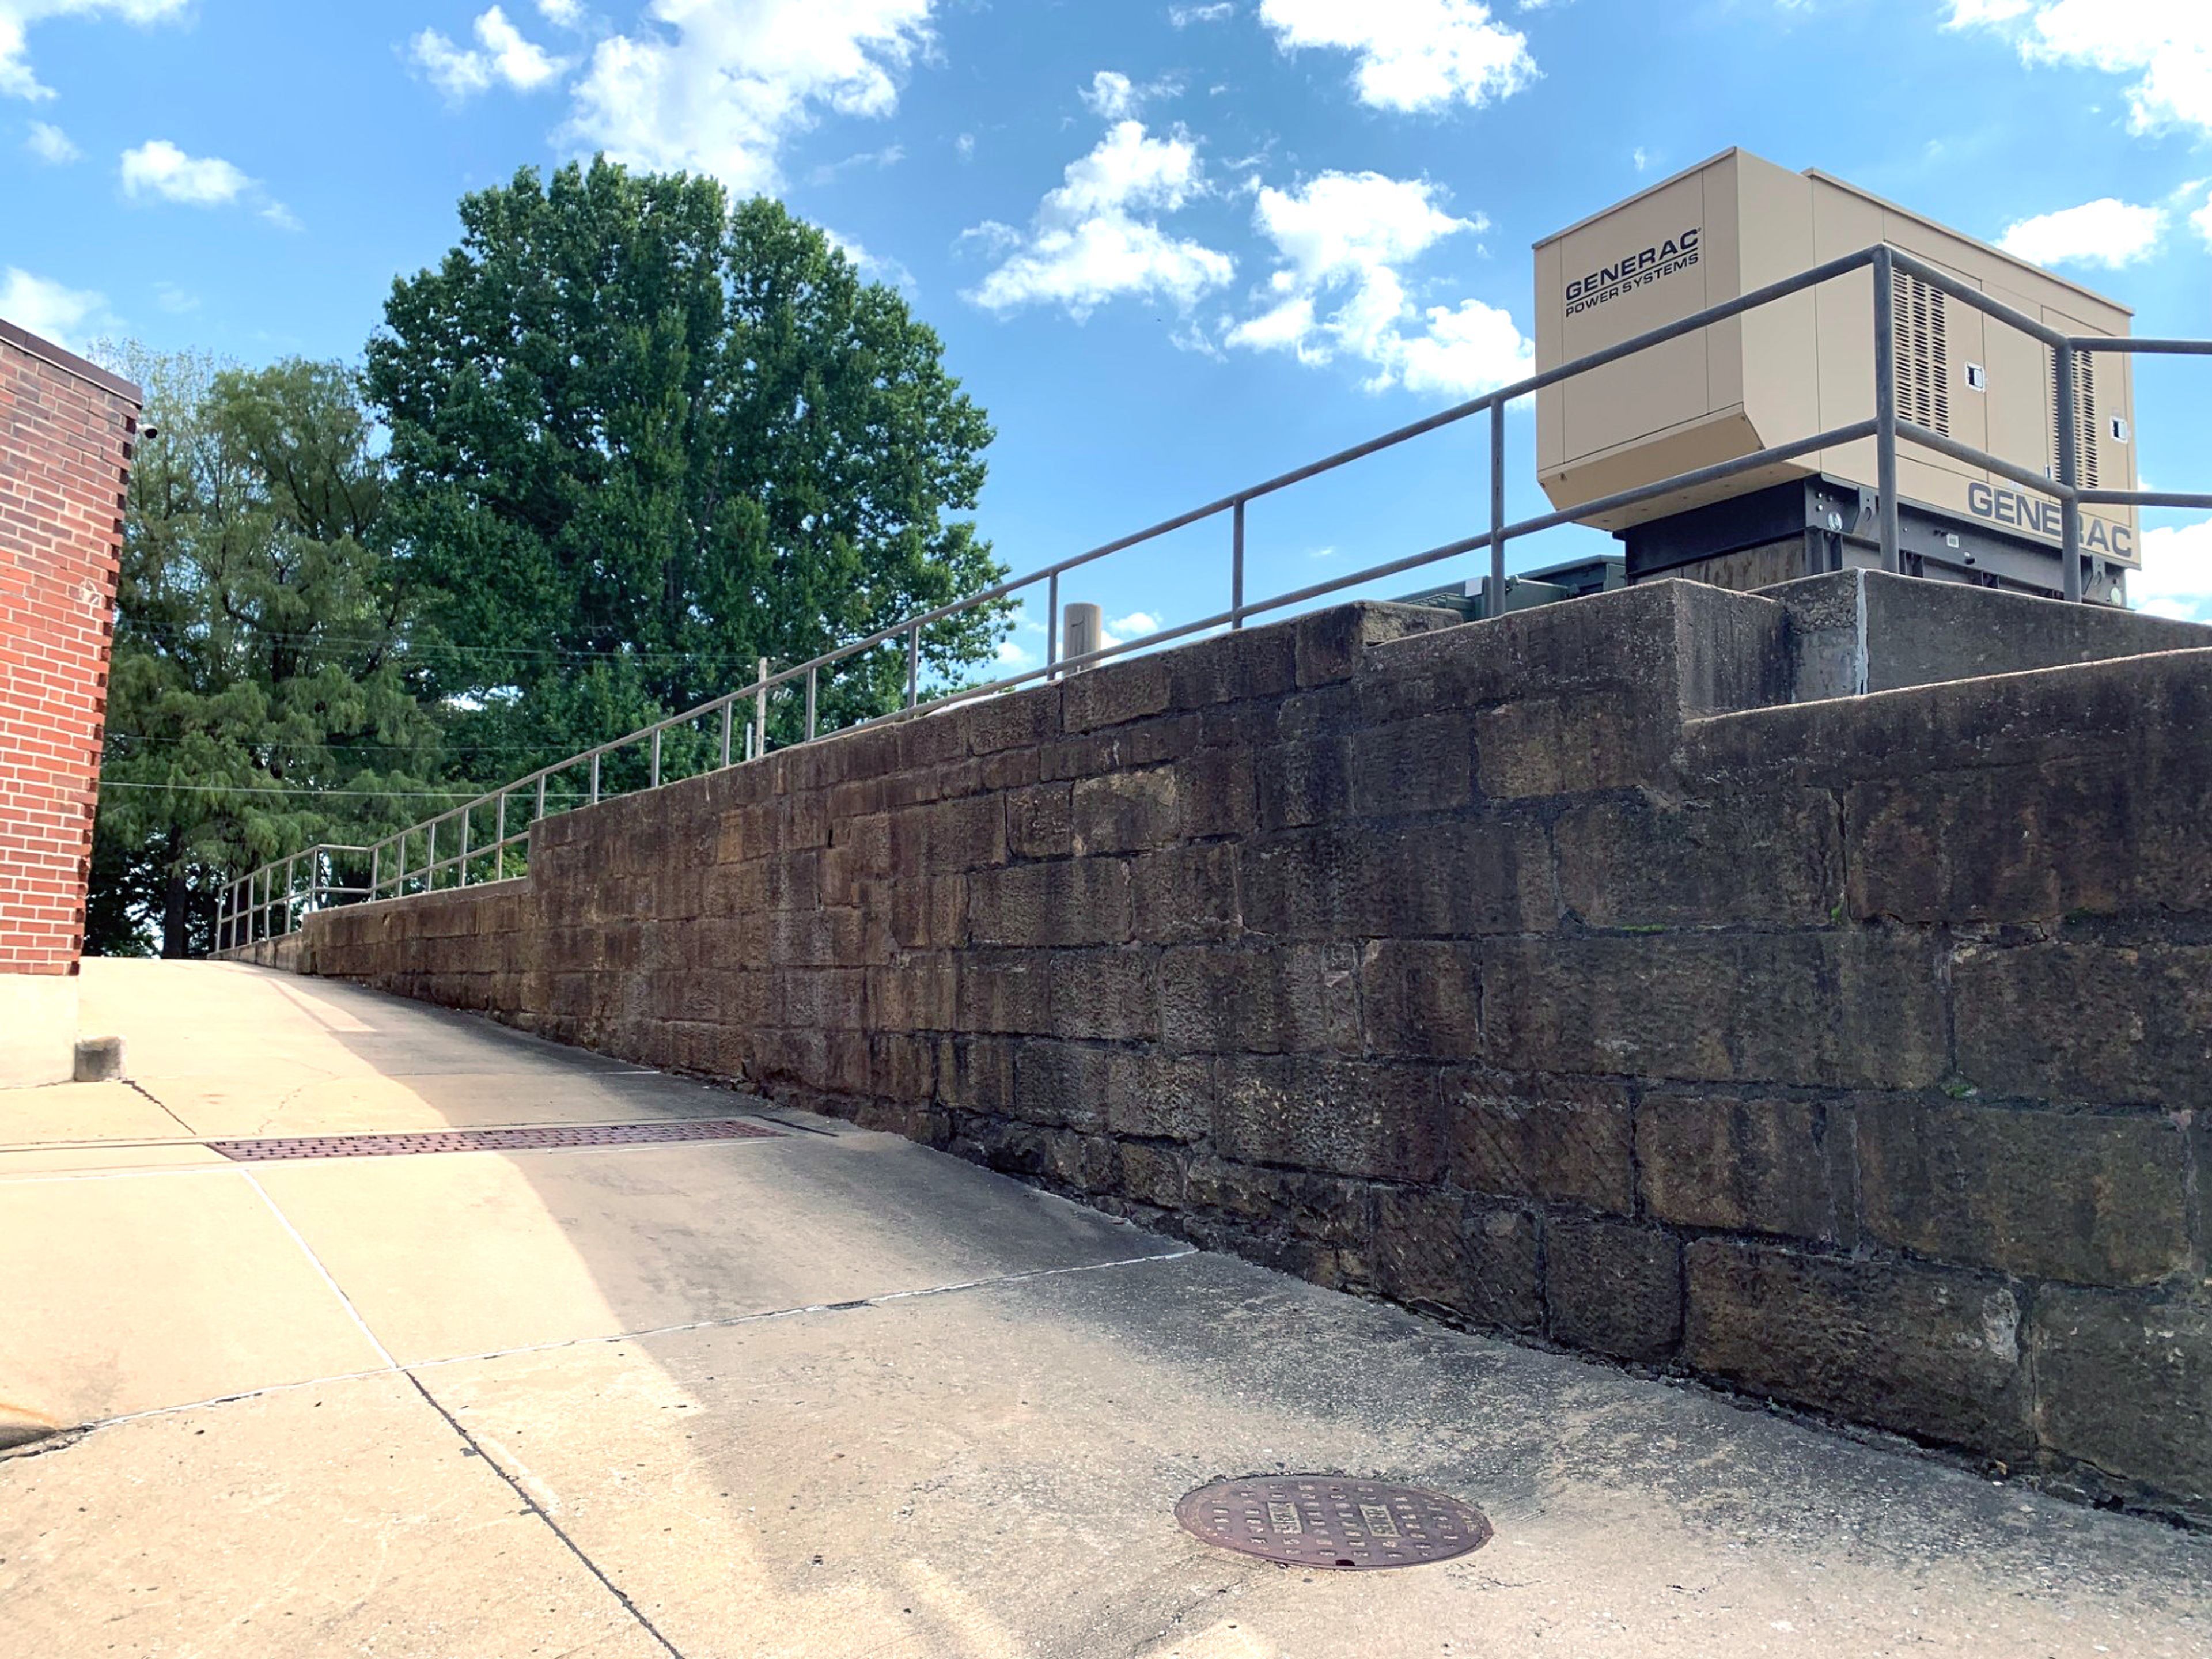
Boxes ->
[1176,748,1256,839]
[1546,1215,1683,1362]
[964,684,1061,755]
[1848,755,2212,925]
[1855,1099,2190,1286]
[1464,1200,1544,1332]
[1213,1056,1444,1182]
[1953,941,2212,1106]
[1013,1039,1111,1132]
[1684,1241,2032,1458]
[1294,602,1455,688]
[889,874,968,952]
[940,1035,1017,1111]
[1351,713,1475,817]
[975,1120,1118,1193]
[956,951,1054,1035]
[1073,769,1180,855]
[1373,1187,1468,1313]
[1049,948,1158,1040]
[1553,789,1843,930]
[1184,1157,1373,1246]
[1476,695,1659,800]
[867,956,957,1033]
[1063,655,1172,732]
[1007,783,1074,859]
[1637,1094,1843,1241]
[1240,816,1552,940]
[869,1032,936,1101]
[1131,844,1240,943]
[1104,1050,1213,1141]
[1118,1143,1189,1210]
[1255,737,1353,831]
[968,859,1134,949]
[1167,621,1299,709]
[891,794,1006,877]
[1449,1070,1633,1213]
[1160,942,1358,1055]
[1361,940,1482,1061]
[1482,931,1946,1090]
[2031,1290,2212,1516]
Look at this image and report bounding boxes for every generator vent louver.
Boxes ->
[1892,271,1950,438]
[2044,345,2097,486]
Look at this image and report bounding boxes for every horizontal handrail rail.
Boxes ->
[215,241,2210,947]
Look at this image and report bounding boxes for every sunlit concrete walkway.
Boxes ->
[2,960,2206,1658]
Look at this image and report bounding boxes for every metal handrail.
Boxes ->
[219,241,2212,945]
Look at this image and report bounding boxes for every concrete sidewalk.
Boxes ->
[2,960,2205,1658]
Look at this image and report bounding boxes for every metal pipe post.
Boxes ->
[2055,343,2084,603]
[1871,247,1902,575]
[806,666,818,741]
[459,809,471,888]
[589,753,600,806]
[1231,499,1246,630]
[495,793,507,882]
[426,819,437,891]
[1046,572,1060,680]
[1488,398,1507,618]
[755,658,769,759]
[536,774,547,829]
[650,728,662,789]
[719,699,733,769]
[905,628,919,709]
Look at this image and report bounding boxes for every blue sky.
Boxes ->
[7,0,2212,664]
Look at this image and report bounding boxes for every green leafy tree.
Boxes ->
[365,159,1006,777]
[88,351,450,957]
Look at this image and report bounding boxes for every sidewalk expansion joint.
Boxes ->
[405,1371,691,1659]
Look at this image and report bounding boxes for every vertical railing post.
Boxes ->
[1231,499,1246,630]
[589,753,600,806]
[1047,571,1060,681]
[2055,341,2084,603]
[536,772,547,830]
[806,665,819,742]
[1488,397,1508,618]
[495,793,507,882]
[459,808,471,889]
[719,699,733,770]
[650,727,662,789]
[426,819,437,891]
[1872,245,1902,576]
[905,628,919,710]
[755,657,769,759]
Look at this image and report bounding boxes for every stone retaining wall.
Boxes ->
[294,580,2212,1523]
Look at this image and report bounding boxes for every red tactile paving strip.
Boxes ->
[207,1119,780,1162]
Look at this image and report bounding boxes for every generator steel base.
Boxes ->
[1615,475,2127,607]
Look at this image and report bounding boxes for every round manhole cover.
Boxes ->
[1174,1475,1491,1570]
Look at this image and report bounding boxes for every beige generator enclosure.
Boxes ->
[1534,150,2139,600]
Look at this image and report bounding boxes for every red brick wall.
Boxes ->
[0,322,140,978]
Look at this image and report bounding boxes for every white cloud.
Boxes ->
[410,6,565,101]
[120,139,251,204]
[0,267,113,350]
[564,0,932,196]
[1998,198,2166,267]
[2190,184,2212,245]
[967,121,1235,317]
[1169,1,1235,22]
[1109,611,1162,638]
[824,228,915,290]
[153,281,197,314]
[1946,0,2212,137]
[955,131,975,160]
[538,0,584,24]
[24,115,72,159]
[1081,70,1177,120]
[1224,169,1531,395]
[995,637,1037,668]
[1257,0,1536,112]
[119,138,298,228]
[0,0,187,101]
[2131,518,2212,620]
